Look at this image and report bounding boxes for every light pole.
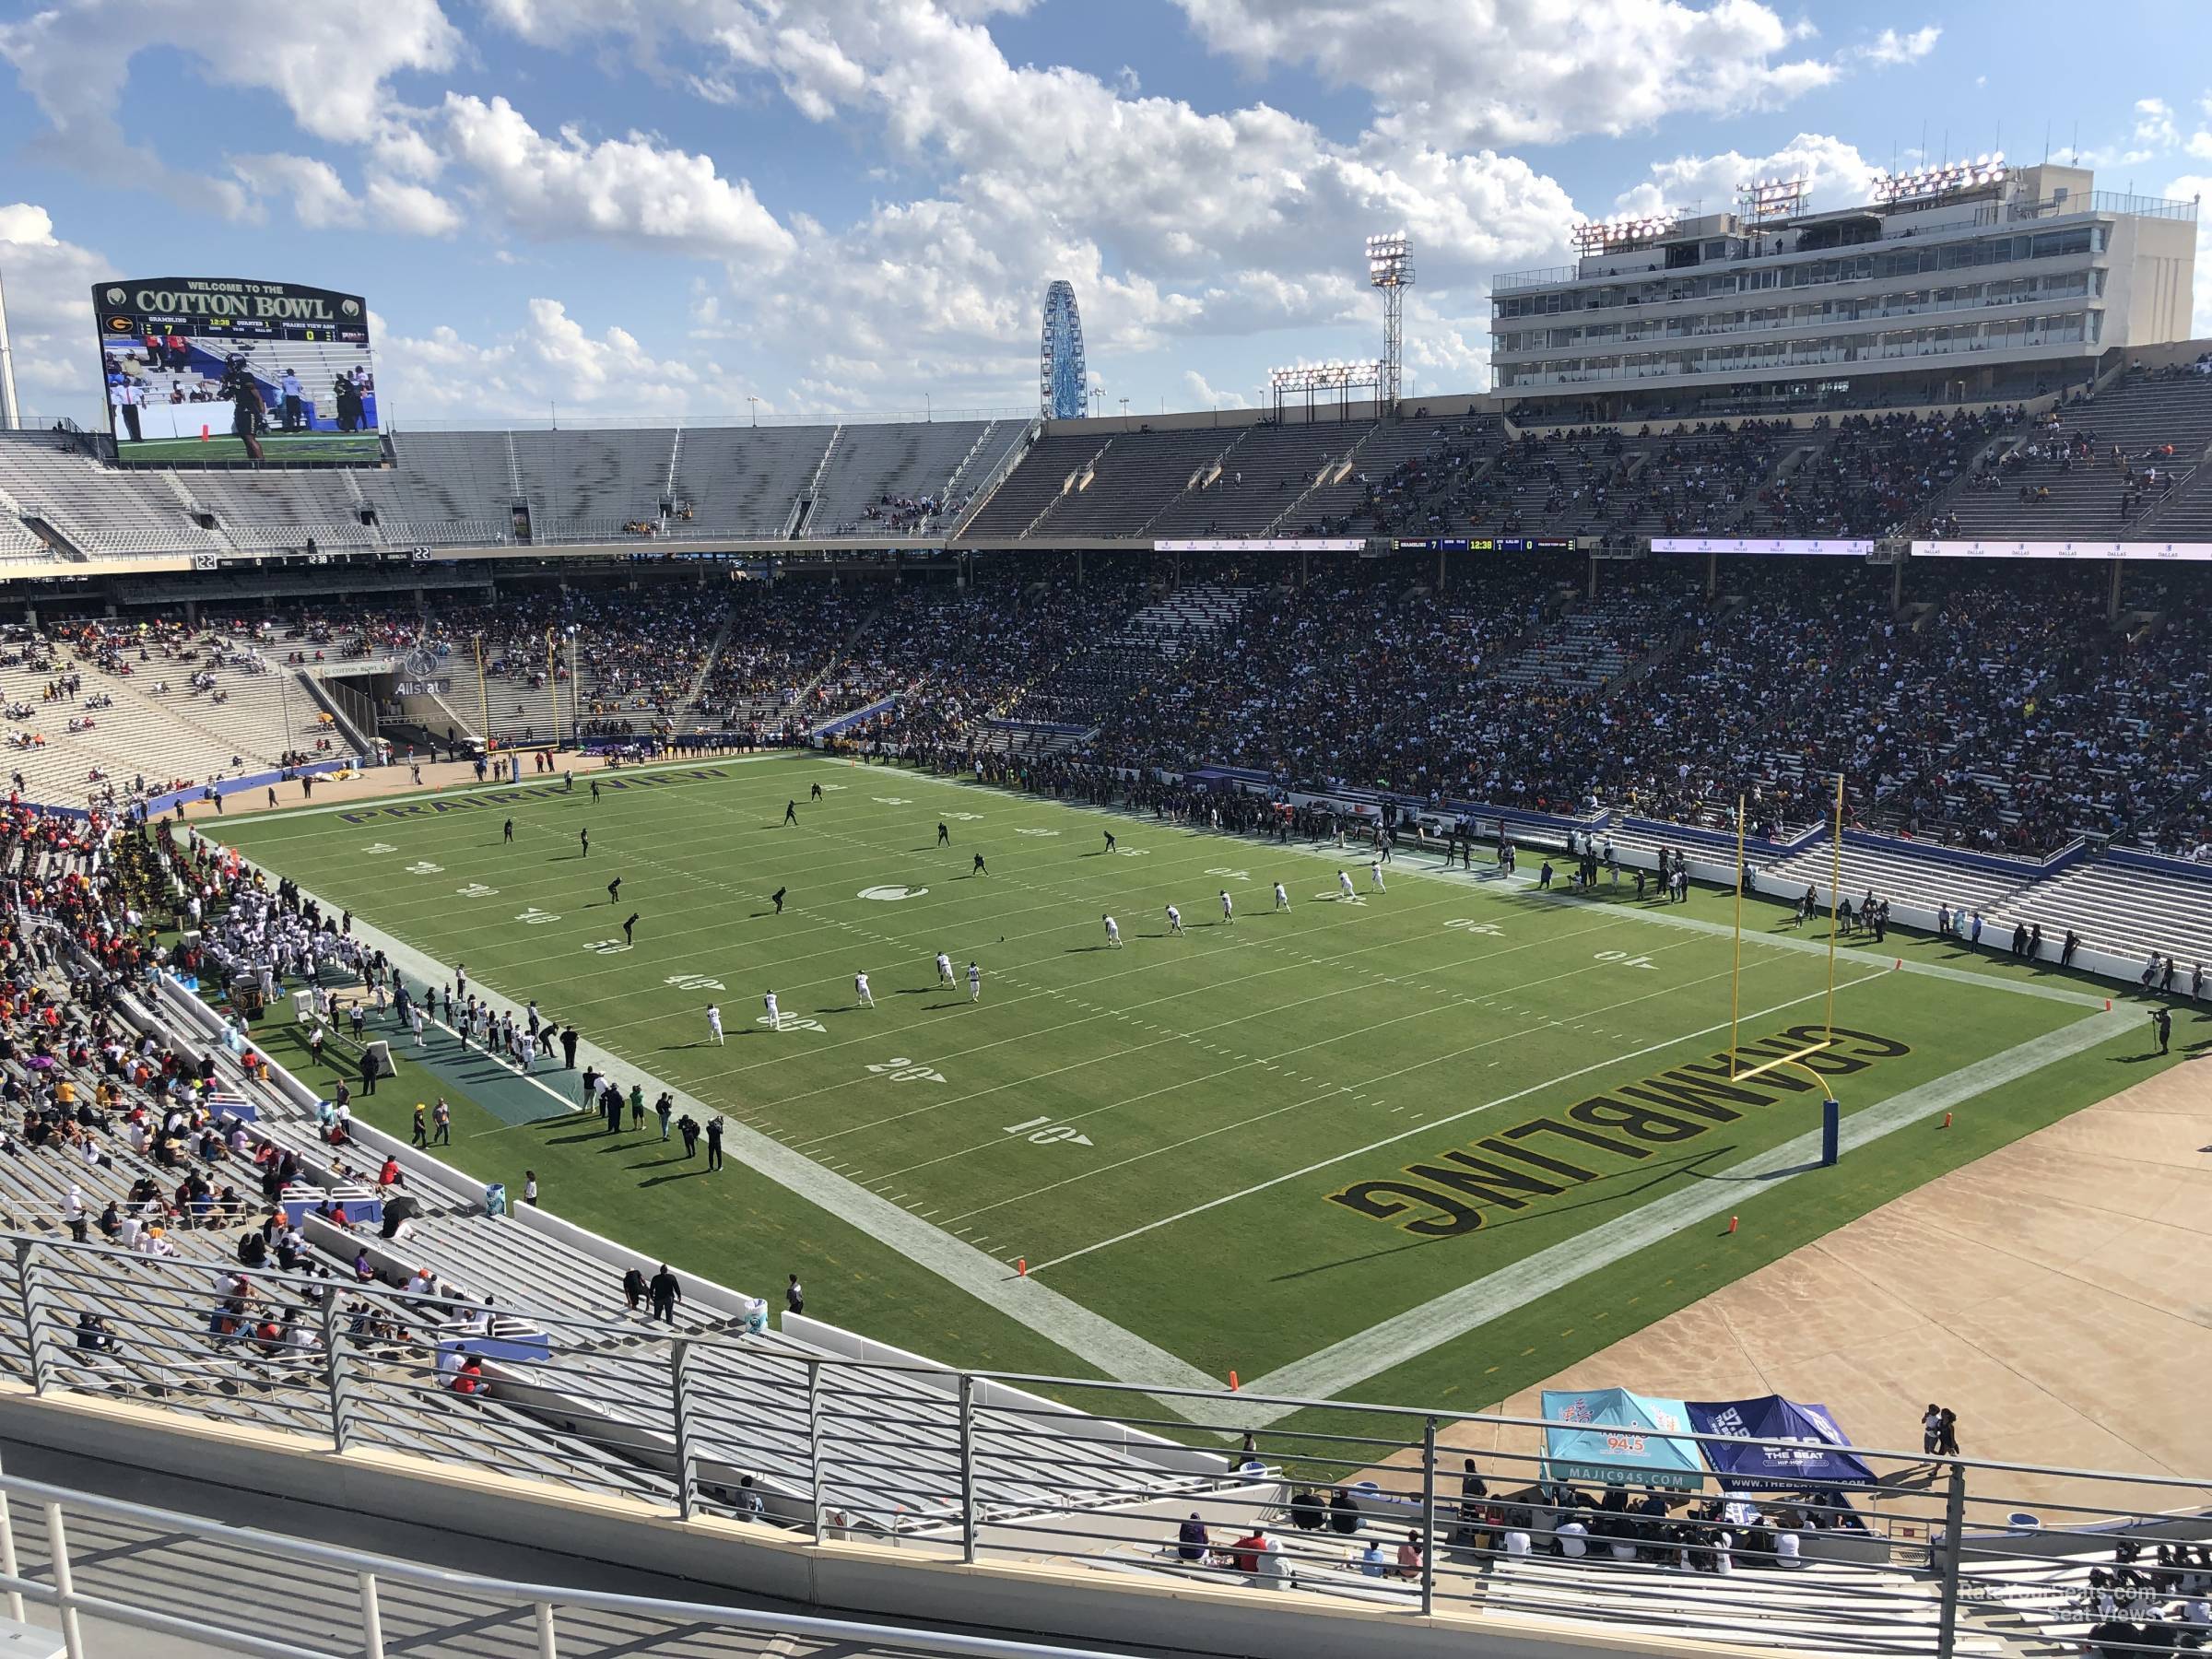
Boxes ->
[924,392,932,422]
[746,395,759,427]
[1366,229,1413,409]
[1118,397,1129,420]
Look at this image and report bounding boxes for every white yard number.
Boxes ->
[404,861,443,875]
[1114,847,1150,857]
[1443,918,1502,936]
[1206,867,1253,882]
[362,842,395,854]
[456,883,499,899]
[582,939,633,955]
[866,1056,947,1084]
[942,811,984,821]
[516,907,561,925]
[1594,949,1658,971]
[759,1012,826,1033]
[872,795,912,806]
[815,782,848,792]
[1015,828,1060,837]
[1003,1114,1092,1147]
[665,973,724,992]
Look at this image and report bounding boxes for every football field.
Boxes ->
[207,755,2156,1424]
[116,431,385,465]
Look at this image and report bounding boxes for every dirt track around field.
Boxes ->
[171,750,641,824]
[1396,1050,2212,1515]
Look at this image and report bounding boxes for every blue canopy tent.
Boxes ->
[1686,1395,1875,1491]
[1539,1388,1704,1491]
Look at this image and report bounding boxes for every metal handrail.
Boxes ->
[0,1463,1148,1659]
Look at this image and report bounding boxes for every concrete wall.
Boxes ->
[2108,213,2200,347]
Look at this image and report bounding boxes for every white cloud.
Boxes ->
[488,0,1572,408]
[371,298,711,419]
[1614,133,1883,218]
[439,94,794,258]
[1858,27,1939,65]
[0,203,113,419]
[227,154,460,236]
[2136,98,2181,150]
[1182,371,1250,408]
[0,0,459,215]
[229,154,362,229]
[1169,0,1839,148]
[366,178,463,237]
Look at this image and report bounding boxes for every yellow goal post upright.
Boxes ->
[1725,777,1848,1135]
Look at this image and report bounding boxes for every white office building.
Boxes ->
[1490,163,2197,421]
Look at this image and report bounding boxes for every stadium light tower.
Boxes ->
[1366,230,1412,410]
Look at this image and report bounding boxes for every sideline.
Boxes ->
[1229,1006,2138,1417]
[850,759,2114,1010]
[211,752,790,831]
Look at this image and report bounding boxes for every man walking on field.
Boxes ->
[705,1003,724,1045]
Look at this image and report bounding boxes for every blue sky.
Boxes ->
[2,0,2207,429]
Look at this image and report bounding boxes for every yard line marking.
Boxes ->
[844,924,1732,1171]
[1019,969,1887,1273]
[937,947,1754,1218]
[764,896,1618,1146]
[1231,1006,2138,1417]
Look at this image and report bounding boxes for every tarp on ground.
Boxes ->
[1539,1387,1703,1491]
[1686,1395,1875,1491]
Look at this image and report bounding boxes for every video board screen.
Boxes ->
[95,276,379,464]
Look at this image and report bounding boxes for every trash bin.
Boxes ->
[485,1182,507,1218]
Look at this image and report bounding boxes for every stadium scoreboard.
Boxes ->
[99,278,371,349]
[94,276,380,464]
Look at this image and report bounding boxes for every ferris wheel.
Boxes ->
[1039,280,1087,419]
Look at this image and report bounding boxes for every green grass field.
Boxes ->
[204,754,2179,1427]
[118,431,383,465]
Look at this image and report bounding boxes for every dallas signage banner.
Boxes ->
[1392,537,1581,553]
[96,276,379,464]
[1152,538,1366,553]
[1912,538,2212,562]
[1650,537,1874,556]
